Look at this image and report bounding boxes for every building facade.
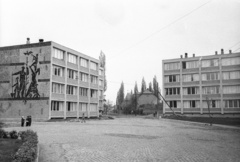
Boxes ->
[0,40,104,120]
[162,50,240,115]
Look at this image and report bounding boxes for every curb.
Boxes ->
[159,118,240,130]
[35,143,40,162]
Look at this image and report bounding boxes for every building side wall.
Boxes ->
[162,52,240,115]
[0,45,51,120]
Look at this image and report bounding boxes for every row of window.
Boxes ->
[52,65,103,84]
[164,71,240,83]
[52,83,103,97]
[165,85,240,95]
[51,101,98,112]
[53,65,103,77]
[53,48,99,70]
[164,57,240,70]
[167,100,240,108]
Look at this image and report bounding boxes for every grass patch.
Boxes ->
[0,138,23,162]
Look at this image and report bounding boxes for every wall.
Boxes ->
[0,43,51,121]
[138,94,158,106]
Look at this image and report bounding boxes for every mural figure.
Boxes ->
[11,77,20,98]
[11,51,41,100]
[12,66,29,98]
[26,65,40,98]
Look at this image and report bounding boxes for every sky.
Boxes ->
[0,0,240,103]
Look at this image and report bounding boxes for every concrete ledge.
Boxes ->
[159,118,240,130]
[35,143,40,162]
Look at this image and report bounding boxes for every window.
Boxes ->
[79,103,87,111]
[52,83,64,94]
[202,73,219,81]
[90,104,97,112]
[183,61,199,69]
[51,101,64,111]
[90,89,98,98]
[183,101,200,108]
[222,71,240,80]
[222,57,240,66]
[90,75,98,84]
[203,100,220,108]
[165,88,180,95]
[99,80,103,86]
[183,87,199,95]
[90,61,98,70]
[80,72,88,82]
[79,87,88,96]
[202,86,219,94]
[67,69,77,79]
[66,85,77,95]
[52,65,64,77]
[80,58,88,67]
[164,62,180,70]
[67,102,77,111]
[223,85,240,94]
[99,90,103,97]
[165,75,180,83]
[99,69,103,75]
[68,53,77,64]
[201,59,219,67]
[182,74,199,82]
[224,100,240,108]
[169,101,177,108]
[53,48,64,60]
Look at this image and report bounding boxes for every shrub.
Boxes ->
[3,130,9,138]
[12,130,38,162]
[0,128,5,138]
[9,130,18,139]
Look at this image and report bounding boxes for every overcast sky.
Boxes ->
[1,0,240,103]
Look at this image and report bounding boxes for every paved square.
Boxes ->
[5,117,240,162]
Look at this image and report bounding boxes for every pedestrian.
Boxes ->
[26,116,29,126]
[81,113,86,123]
[21,116,25,127]
[29,116,32,126]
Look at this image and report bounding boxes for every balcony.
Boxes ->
[66,94,78,101]
[66,111,77,117]
[67,62,78,70]
[67,78,78,85]
[79,96,88,102]
[51,111,64,117]
[52,57,65,66]
[51,93,65,100]
[52,75,65,83]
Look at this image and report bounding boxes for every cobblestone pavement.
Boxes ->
[5,117,240,162]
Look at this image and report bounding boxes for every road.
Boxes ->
[5,117,240,162]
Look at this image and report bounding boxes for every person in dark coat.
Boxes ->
[21,116,25,127]
[26,116,29,126]
[29,116,32,126]
[81,113,86,123]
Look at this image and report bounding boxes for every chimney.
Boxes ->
[39,39,44,43]
[26,38,30,44]
[185,53,188,58]
[229,50,232,54]
[180,55,183,58]
[221,49,224,55]
[193,53,195,57]
[215,51,218,55]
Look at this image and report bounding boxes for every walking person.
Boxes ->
[21,116,25,127]
[81,113,86,123]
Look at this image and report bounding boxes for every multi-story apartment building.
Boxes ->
[0,39,104,120]
[162,50,240,115]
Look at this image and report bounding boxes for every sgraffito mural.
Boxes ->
[11,50,40,101]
